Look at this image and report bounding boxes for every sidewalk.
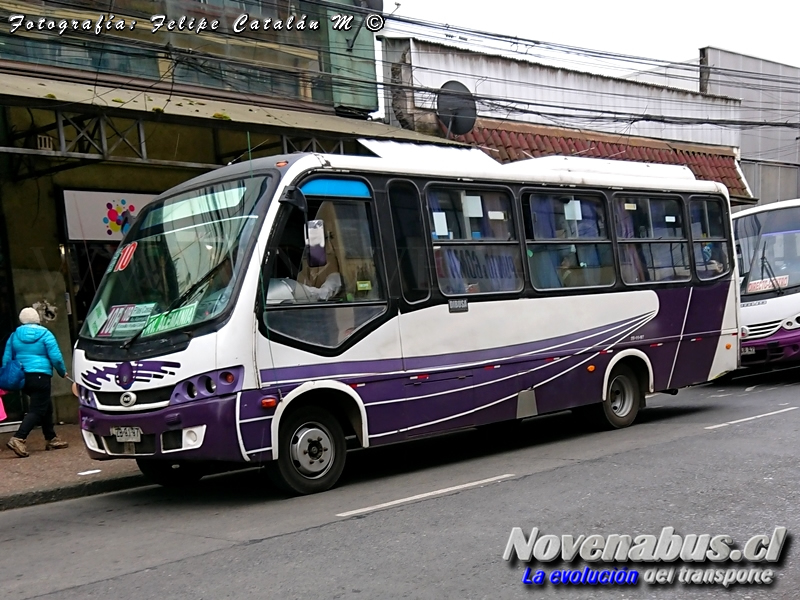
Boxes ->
[0,424,147,511]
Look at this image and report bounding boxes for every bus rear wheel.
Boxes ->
[136,459,205,487]
[574,364,642,430]
[601,364,641,429]
[273,406,347,495]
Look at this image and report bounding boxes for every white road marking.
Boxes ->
[709,394,733,398]
[705,407,798,430]
[77,469,102,476]
[779,403,789,406]
[336,474,516,518]
[746,386,757,392]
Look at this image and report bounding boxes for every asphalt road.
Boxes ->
[2,366,800,599]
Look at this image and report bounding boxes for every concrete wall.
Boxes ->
[2,174,73,421]
[701,48,800,204]
[381,38,742,148]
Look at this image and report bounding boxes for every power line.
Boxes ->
[1,1,798,135]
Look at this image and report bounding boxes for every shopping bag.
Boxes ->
[0,359,25,391]
[0,395,7,422]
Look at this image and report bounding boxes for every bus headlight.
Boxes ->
[740,326,749,339]
[170,366,245,404]
[781,316,800,330]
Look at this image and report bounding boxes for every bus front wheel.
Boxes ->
[273,406,347,495]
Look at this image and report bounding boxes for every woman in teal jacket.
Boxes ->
[4,307,69,458]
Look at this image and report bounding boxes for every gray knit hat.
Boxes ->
[19,307,40,324]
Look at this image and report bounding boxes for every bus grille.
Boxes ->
[95,387,171,409]
[746,320,782,340]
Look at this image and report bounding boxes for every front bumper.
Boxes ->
[79,395,244,462]
[741,328,800,365]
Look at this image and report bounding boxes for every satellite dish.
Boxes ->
[353,0,384,11]
[436,81,477,137]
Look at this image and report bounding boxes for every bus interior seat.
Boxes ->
[296,200,381,301]
[297,202,343,297]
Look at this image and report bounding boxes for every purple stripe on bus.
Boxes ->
[241,281,734,452]
[239,389,279,423]
[259,313,651,385]
[681,282,732,335]
[239,421,273,456]
[741,326,800,364]
[661,281,732,386]
[81,360,181,390]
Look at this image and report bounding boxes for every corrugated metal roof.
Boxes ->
[456,119,753,201]
[0,73,457,145]
[379,35,740,102]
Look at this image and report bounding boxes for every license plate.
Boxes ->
[110,426,142,443]
[741,347,756,355]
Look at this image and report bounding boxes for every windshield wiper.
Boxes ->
[760,244,785,297]
[120,260,230,349]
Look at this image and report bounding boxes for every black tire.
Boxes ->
[600,364,642,429]
[136,458,205,487]
[573,364,642,430]
[273,406,347,495]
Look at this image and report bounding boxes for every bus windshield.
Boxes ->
[80,176,269,341]
[735,207,800,295]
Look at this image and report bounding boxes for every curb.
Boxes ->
[0,474,150,512]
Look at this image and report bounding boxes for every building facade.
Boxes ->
[700,48,800,206]
[379,36,753,205]
[0,0,445,426]
[629,48,800,206]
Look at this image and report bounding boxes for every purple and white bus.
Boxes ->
[734,199,800,365]
[73,144,739,494]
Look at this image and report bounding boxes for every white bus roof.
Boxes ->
[500,154,698,181]
[169,141,730,199]
[331,142,728,197]
[733,198,800,219]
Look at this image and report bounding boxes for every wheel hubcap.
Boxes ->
[289,423,334,478]
[609,376,634,417]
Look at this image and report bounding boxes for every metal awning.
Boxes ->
[0,73,453,143]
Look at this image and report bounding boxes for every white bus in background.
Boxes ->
[734,199,800,365]
[72,143,739,495]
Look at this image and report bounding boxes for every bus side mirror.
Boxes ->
[280,186,308,213]
[307,219,327,268]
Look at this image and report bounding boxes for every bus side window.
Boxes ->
[690,197,731,280]
[262,181,388,349]
[388,181,430,303]
[615,195,691,284]
[426,186,523,296]
[524,193,615,290]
